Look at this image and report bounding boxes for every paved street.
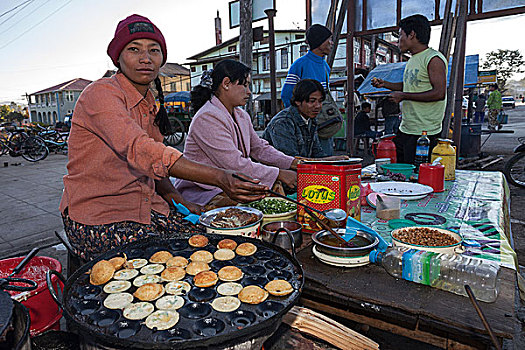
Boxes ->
[1,107,524,266]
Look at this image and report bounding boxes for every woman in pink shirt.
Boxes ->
[174,60,298,208]
[59,15,266,261]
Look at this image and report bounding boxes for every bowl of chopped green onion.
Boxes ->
[245,197,297,225]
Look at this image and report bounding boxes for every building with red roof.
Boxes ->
[27,78,92,124]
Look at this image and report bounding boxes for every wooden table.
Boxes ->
[296,241,519,349]
[293,170,520,349]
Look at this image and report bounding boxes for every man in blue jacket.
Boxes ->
[281,24,334,155]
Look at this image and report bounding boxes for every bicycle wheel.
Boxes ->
[503,152,525,188]
[21,136,49,162]
[164,118,186,147]
[8,131,29,156]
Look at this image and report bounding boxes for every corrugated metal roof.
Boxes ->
[31,78,92,95]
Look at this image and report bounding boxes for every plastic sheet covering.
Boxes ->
[361,169,518,269]
[358,55,480,96]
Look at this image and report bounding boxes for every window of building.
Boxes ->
[280,48,288,70]
[170,82,177,92]
[262,53,270,71]
[295,34,304,40]
[228,45,236,52]
[186,82,191,91]
[354,38,361,64]
[65,91,74,102]
[364,42,371,67]
[202,65,208,71]
[191,66,196,72]
[300,45,307,57]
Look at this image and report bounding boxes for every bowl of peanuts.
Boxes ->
[390,227,463,254]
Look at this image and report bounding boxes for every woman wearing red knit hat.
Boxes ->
[59,14,266,262]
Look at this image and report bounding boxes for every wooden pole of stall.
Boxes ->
[265,8,278,117]
[326,0,349,69]
[451,0,468,158]
[239,0,254,116]
[346,0,356,155]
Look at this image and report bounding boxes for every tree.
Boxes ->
[482,49,524,91]
[0,105,10,121]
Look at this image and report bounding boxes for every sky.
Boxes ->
[0,0,524,105]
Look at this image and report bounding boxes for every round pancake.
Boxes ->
[211,296,241,312]
[166,256,189,268]
[140,264,165,275]
[155,295,184,310]
[165,281,191,295]
[188,234,209,248]
[113,269,139,281]
[185,261,210,276]
[265,279,293,296]
[236,242,257,256]
[217,238,237,250]
[123,302,154,320]
[161,267,186,282]
[90,260,115,285]
[103,280,131,294]
[108,257,126,270]
[133,283,165,301]
[190,250,214,263]
[218,266,243,282]
[194,271,218,288]
[149,251,173,264]
[214,248,235,261]
[145,310,179,330]
[104,292,133,309]
[217,282,243,296]
[238,285,268,305]
[133,274,162,287]
[125,258,148,269]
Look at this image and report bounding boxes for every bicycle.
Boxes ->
[163,117,186,147]
[0,130,49,162]
[503,136,525,188]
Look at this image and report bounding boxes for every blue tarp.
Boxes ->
[357,54,479,96]
[165,91,191,103]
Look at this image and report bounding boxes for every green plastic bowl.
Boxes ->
[380,163,415,178]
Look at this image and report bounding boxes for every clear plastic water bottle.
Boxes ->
[369,247,501,302]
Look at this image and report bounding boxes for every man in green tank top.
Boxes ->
[371,14,447,164]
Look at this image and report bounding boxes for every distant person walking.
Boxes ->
[473,92,486,124]
[281,24,339,156]
[486,83,502,130]
[377,96,401,134]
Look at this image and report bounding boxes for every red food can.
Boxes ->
[297,161,361,233]
[418,163,445,192]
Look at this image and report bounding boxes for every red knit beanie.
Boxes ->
[107,14,167,67]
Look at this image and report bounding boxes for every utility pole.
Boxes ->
[239,0,254,117]
[265,8,278,117]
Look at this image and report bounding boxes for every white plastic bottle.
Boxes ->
[369,247,501,302]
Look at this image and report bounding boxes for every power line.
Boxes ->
[0,0,34,27]
[0,0,74,50]
[1,0,53,33]
[0,0,33,19]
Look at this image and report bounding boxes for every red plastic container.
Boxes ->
[0,256,63,336]
[372,134,397,163]
[418,163,445,192]
[297,162,361,233]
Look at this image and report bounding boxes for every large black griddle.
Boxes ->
[49,234,303,349]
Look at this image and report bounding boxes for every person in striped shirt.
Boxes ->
[280,24,334,155]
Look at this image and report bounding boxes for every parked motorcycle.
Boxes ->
[503,137,525,188]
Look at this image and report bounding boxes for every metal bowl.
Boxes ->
[312,229,379,258]
[261,221,302,250]
[199,206,264,238]
[391,227,463,255]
